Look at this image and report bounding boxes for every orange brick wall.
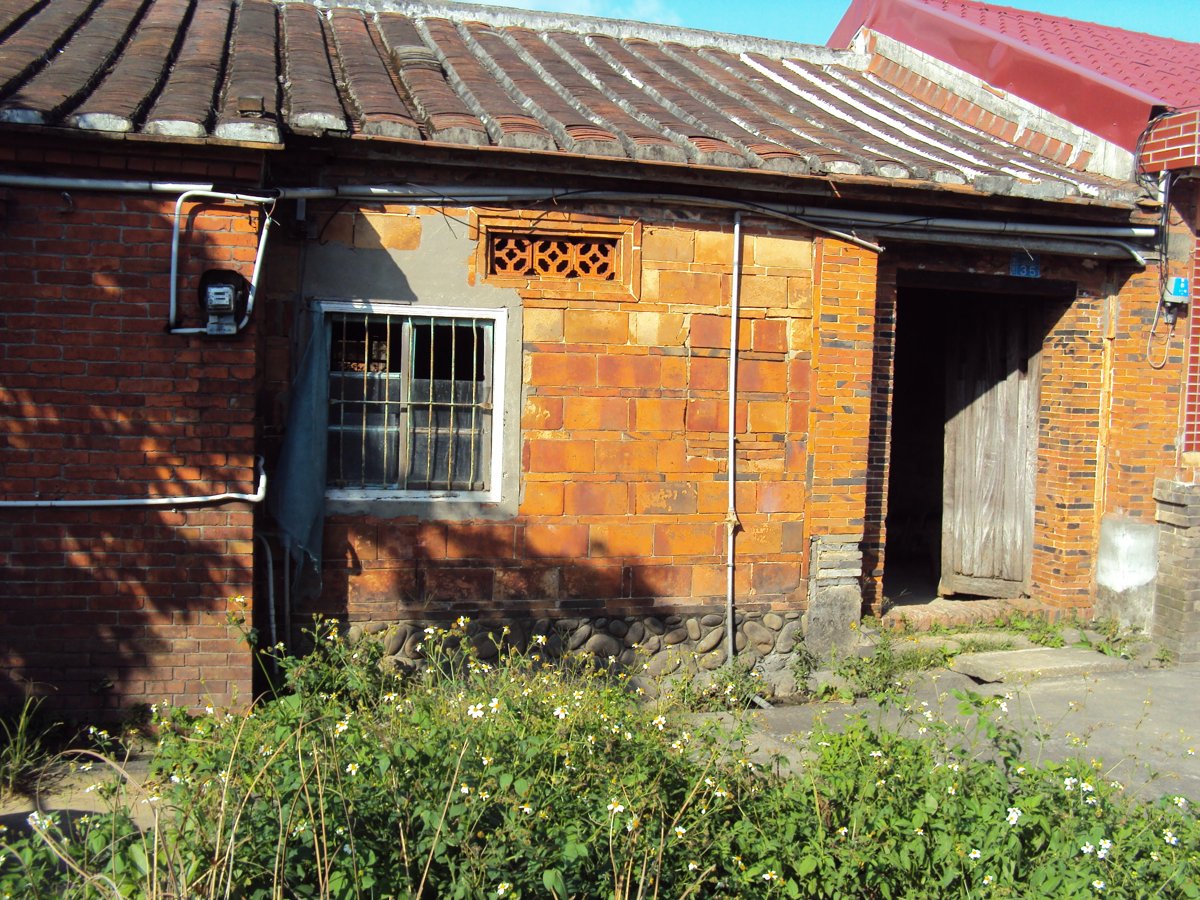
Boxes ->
[0,148,262,720]
[260,203,835,627]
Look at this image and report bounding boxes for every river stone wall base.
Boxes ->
[348,610,820,699]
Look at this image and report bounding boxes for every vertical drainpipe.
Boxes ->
[726,212,744,663]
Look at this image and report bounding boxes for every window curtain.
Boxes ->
[268,305,328,575]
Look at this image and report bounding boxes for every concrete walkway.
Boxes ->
[744,652,1200,801]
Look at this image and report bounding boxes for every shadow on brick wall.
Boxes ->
[0,193,263,723]
[301,518,721,641]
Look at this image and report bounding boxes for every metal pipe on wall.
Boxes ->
[0,458,267,508]
[726,212,744,664]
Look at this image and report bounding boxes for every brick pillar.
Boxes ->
[804,239,879,651]
[1153,479,1200,661]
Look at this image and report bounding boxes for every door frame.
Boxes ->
[892,270,1074,599]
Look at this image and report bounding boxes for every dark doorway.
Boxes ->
[884,272,1071,606]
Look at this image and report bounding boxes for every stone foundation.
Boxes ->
[349,610,811,698]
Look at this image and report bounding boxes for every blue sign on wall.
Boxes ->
[1009,252,1041,279]
[1166,277,1191,299]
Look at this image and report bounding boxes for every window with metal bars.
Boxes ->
[326,307,497,495]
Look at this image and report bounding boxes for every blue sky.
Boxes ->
[479,0,1200,45]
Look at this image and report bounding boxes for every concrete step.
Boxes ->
[949,646,1132,683]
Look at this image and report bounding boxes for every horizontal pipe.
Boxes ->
[0,458,267,509]
[879,229,1147,264]
[1,173,1152,261]
[0,174,217,193]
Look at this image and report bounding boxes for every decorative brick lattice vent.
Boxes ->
[488,233,617,280]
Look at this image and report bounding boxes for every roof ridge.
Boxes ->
[303,0,863,64]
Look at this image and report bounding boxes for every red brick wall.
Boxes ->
[1141,112,1200,173]
[0,165,263,719]
[1179,184,1200,455]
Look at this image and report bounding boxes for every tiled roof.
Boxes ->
[0,0,1134,201]
[908,0,1200,110]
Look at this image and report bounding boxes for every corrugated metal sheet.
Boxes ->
[0,0,1136,201]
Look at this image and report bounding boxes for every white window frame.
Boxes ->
[320,299,507,504]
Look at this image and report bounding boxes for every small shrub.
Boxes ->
[2,617,1196,898]
[0,696,58,800]
[669,657,767,712]
[1002,613,1066,648]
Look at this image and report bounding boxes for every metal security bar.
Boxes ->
[328,312,493,492]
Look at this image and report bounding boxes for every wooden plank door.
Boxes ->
[940,303,1040,598]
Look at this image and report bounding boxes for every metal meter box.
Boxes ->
[198,269,247,337]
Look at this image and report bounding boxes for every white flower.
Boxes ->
[914,827,924,835]
[1081,842,1095,855]
[1172,795,1188,809]
[519,804,533,815]
[983,875,994,886]
[383,692,397,703]
[946,785,957,796]
[969,848,981,860]
[460,783,471,795]
[1092,880,1106,891]
[607,800,625,815]
[1005,806,1022,826]
[481,755,493,766]
[1085,796,1098,806]
[554,707,567,719]
[467,704,485,719]
[489,697,500,712]
[869,750,883,758]
[652,715,666,730]
[688,861,699,872]
[1081,781,1094,793]
[456,615,470,627]
[1163,829,1179,846]
[496,882,512,895]
[674,826,687,837]
[762,870,778,881]
[534,634,548,645]
[345,762,359,776]
[837,827,848,837]
[1097,839,1112,860]
[335,717,350,734]
[1064,777,1078,792]
[1016,766,1027,775]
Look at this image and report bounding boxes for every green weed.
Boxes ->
[2,616,1196,898]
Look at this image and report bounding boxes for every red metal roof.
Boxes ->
[831,0,1200,149]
